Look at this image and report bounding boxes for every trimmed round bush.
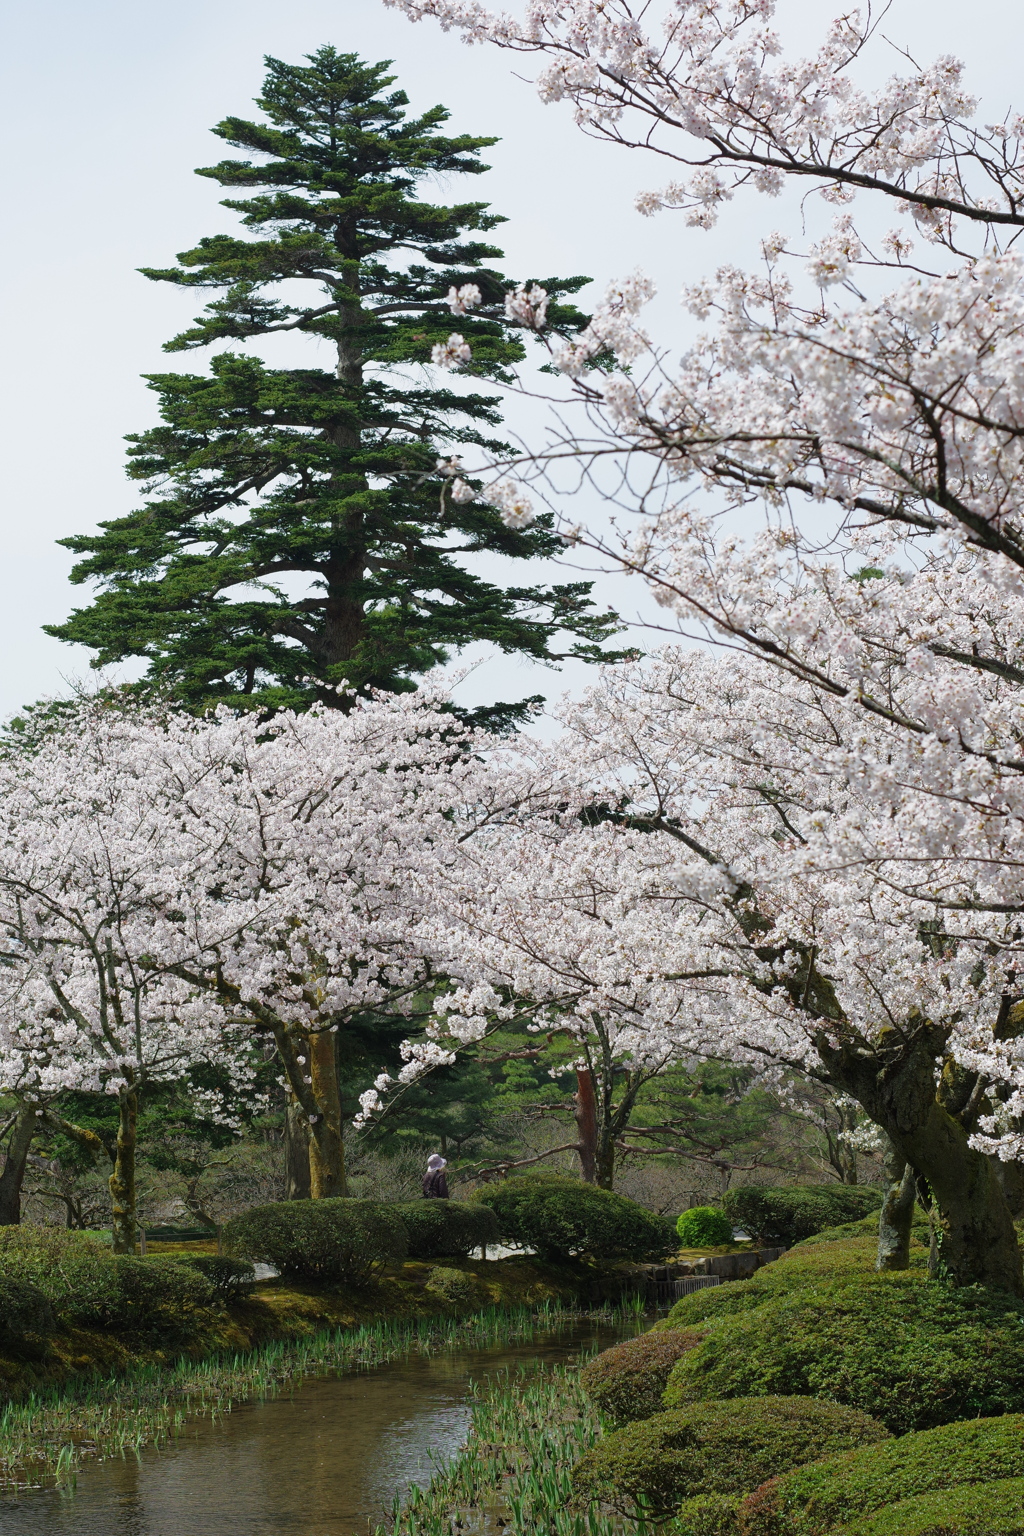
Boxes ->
[740,1414,1024,1536]
[571,1396,888,1520]
[721,1185,882,1246]
[105,1257,216,1340]
[224,1198,408,1283]
[663,1277,1024,1435]
[179,1254,256,1298]
[581,1329,706,1424]
[843,1479,1024,1536]
[393,1200,499,1260]
[475,1175,675,1262]
[677,1207,733,1248]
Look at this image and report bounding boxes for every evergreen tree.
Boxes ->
[49,49,620,714]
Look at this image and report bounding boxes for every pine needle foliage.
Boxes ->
[50,49,621,716]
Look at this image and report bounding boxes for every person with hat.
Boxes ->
[423,1153,449,1199]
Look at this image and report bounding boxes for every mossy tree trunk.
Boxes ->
[109,1085,139,1254]
[876,1138,917,1272]
[284,1094,312,1200]
[0,1101,38,1225]
[308,1027,346,1199]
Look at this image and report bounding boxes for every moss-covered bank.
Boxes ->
[0,1252,632,1398]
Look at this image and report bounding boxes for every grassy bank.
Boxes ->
[0,1252,626,1397]
[376,1353,641,1536]
[0,1301,637,1494]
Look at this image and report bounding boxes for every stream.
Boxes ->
[0,1318,632,1536]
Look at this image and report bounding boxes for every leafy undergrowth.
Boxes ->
[0,1303,623,1494]
[376,1353,637,1536]
[0,1256,624,1396]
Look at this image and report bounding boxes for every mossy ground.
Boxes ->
[0,1252,627,1398]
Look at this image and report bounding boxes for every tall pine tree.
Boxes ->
[49,49,620,715]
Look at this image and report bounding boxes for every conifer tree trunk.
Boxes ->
[0,1102,37,1225]
[109,1085,139,1254]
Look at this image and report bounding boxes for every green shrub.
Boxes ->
[843,1478,1024,1536]
[224,1198,408,1283]
[676,1493,744,1536]
[740,1414,1024,1536]
[571,1396,888,1520]
[662,1280,767,1331]
[720,1185,882,1246]
[103,1257,216,1341]
[664,1278,1024,1435]
[0,1226,114,1319]
[423,1266,482,1311]
[179,1254,256,1298]
[393,1201,499,1260]
[581,1329,706,1424]
[0,1274,56,1353]
[475,1175,675,1262]
[677,1208,733,1248]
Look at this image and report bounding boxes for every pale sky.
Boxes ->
[1,0,1018,721]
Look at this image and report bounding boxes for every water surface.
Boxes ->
[0,1320,629,1536]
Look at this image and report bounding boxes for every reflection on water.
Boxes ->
[0,1323,630,1536]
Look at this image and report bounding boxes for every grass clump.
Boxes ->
[580,1328,705,1424]
[740,1414,1024,1536]
[664,1277,1024,1434]
[571,1396,888,1521]
[224,1197,407,1283]
[475,1172,675,1262]
[423,1267,482,1312]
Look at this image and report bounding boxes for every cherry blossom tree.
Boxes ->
[371,0,1024,1290]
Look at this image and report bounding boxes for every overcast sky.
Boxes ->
[1,0,1019,722]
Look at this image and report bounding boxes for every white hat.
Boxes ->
[427,1154,447,1171]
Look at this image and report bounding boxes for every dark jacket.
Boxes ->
[422,1168,449,1199]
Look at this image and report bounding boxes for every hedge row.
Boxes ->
[474,1173,676,1262]
[720,1185,883,1246]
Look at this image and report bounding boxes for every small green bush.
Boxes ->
[571,1396,888,1520]
[720,1185,882,1246]
[843,1478,1024,1536]
[664,1278,1024,1435]
[105,1257,216,1341]
[423,1266,482,1311]
[475,1175,675,1262]
[224,1198,408,1283]
[0,1274,56,1353]
[740,1414,1024,1536]
[677,1208,733,1248]
[676,1493,744,1536]
[393,1201,499,1260]
[179,1254,256,1298]
[662,1280,767,1331]
[581,1329,706,1424]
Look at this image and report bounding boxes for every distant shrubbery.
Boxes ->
[475,1173,675,1262]
[572,1396,888,1520]
[395,1200,499,1260]
[676,1207,733,1248]
[720,1186,882,1246]
[224,1198,407,1282]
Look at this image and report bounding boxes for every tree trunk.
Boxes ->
[0,1102,37,1225]
[308,1029,346,1198]
[284,1095,311,1200]
[817,1024,1024,1294]
[575,1069,598,1185]
[109,1086,139,1254]
[876,1142,916,1272]
[994,1157,1024,1219]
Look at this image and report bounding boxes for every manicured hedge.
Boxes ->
[843,1478,1024,1536]
[224,1198,408,1282]
[720,1185,882,1246]
[663,1277,1024,1434]
[677,1207,733,1247]
[571,1396,888,1520]
[580,1329,706,1424]
[0,1274,55,1353]
[474,1174,675,1262]
[0,1227,216,1342]
[740,1414,1024,1536]
[393,1200,499,1260]
[180,1254,257,1298]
